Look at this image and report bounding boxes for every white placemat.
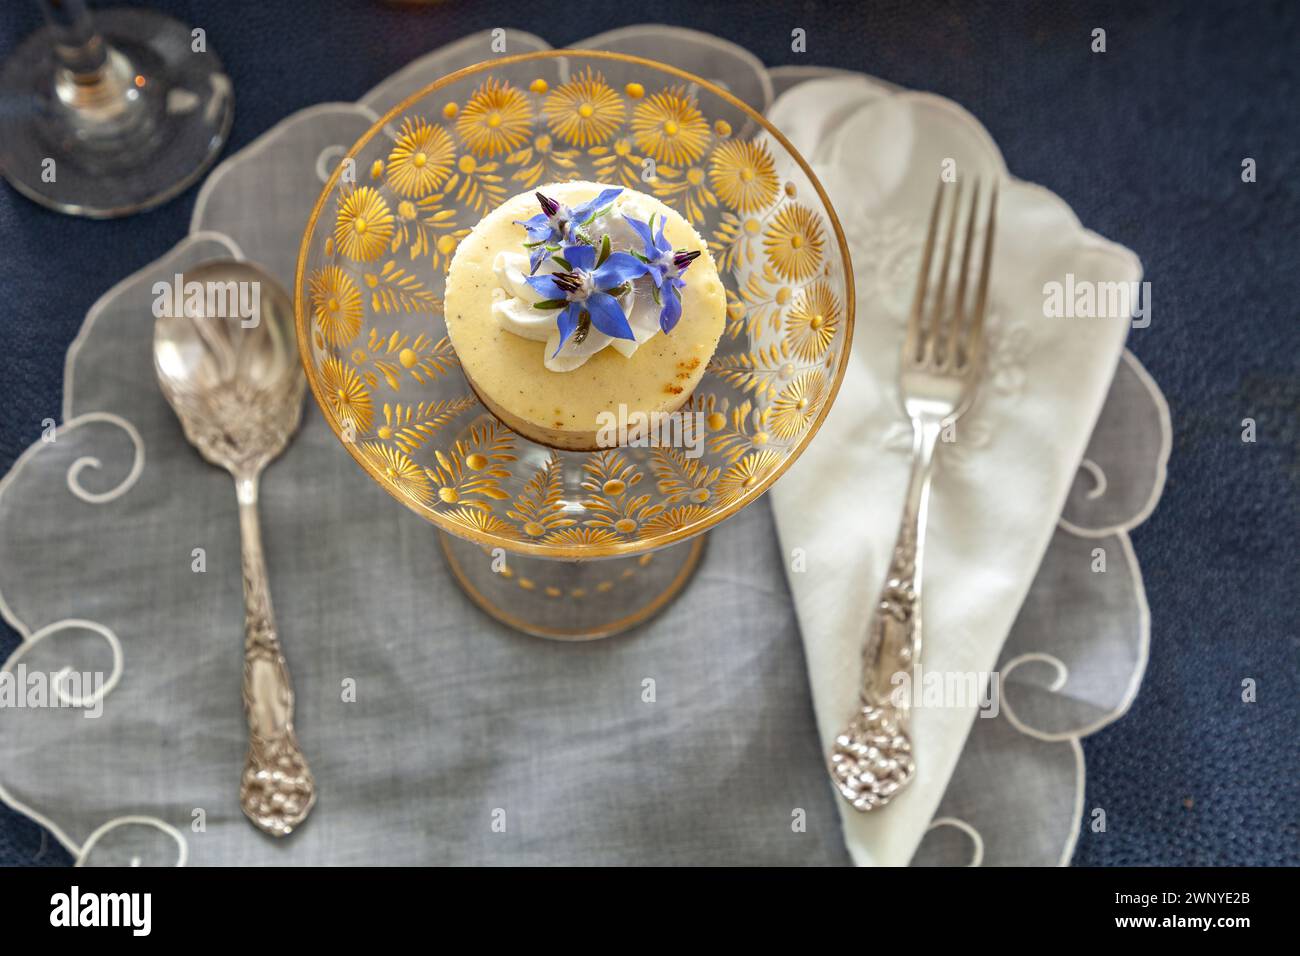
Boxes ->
[0,28,1168,866]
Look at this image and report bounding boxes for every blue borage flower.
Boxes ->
[525,241,649,355]
[515,187,623,274]
[625,213,701,334]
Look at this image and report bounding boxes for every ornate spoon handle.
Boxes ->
[235,475,316,836]
[828,416,942,811]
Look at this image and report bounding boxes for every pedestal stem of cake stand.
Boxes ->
[438,531,708,640]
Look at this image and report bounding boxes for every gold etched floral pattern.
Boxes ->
[650,447,719,505]
[441,506,520,539]
[334,187,394,263]
[390,192,467,265]
[428,419,516,508]
[580,450,664,538]
[784,280,841,361]
[709,139,779,213]
[770,370,828,439]
[308,267,363,347]
[506,133,581,188]
[715,450,783,507]
[589,136,646,189]
[709,340,798,403]
[649,162,717,225]
[352,328,458,391]
[695,395,774,464]
[386,117,456,198]
[507,453,575,539]
[364,260,440,314]
[300,57,849,557]
[543,68,625,147]
[443,154,507,214]
[319,355,373,434]
[763,203,825,282]
[640,504,713,536]
[375,397,477,452]
[631,85,710,166]
[359,441,432,505]
[457,78,533,158]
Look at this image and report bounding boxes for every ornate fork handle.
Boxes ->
[828,415,942,811]
[235,475,316,836]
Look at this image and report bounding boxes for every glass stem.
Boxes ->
[38,0,108,78]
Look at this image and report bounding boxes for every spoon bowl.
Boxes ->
[154,260,305,477]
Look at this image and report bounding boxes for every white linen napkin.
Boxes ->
[764,78,1143,866]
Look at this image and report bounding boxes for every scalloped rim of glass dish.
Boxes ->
[294,49,856,559]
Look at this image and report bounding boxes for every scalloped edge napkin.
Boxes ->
[0,30,1145,868]
[765,77,1143,866]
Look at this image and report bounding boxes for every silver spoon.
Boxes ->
[153,259,315,837]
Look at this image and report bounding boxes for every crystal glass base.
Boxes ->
[439,531,707,640]
[0,7,233,218]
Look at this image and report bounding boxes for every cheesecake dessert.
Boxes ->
[444,181,726,451]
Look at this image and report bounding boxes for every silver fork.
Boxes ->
[827,180,997,812]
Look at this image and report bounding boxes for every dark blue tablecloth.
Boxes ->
[1,0,1296,867]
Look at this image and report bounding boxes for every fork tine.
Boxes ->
[964,181,998,369]
[905,183,945,365]
[946,179,979,369]
[927,181,962,367]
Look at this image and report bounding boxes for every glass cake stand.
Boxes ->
[294,50,854,639]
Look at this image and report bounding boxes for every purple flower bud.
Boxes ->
[536,192,560,218]
[673,249,701,271]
